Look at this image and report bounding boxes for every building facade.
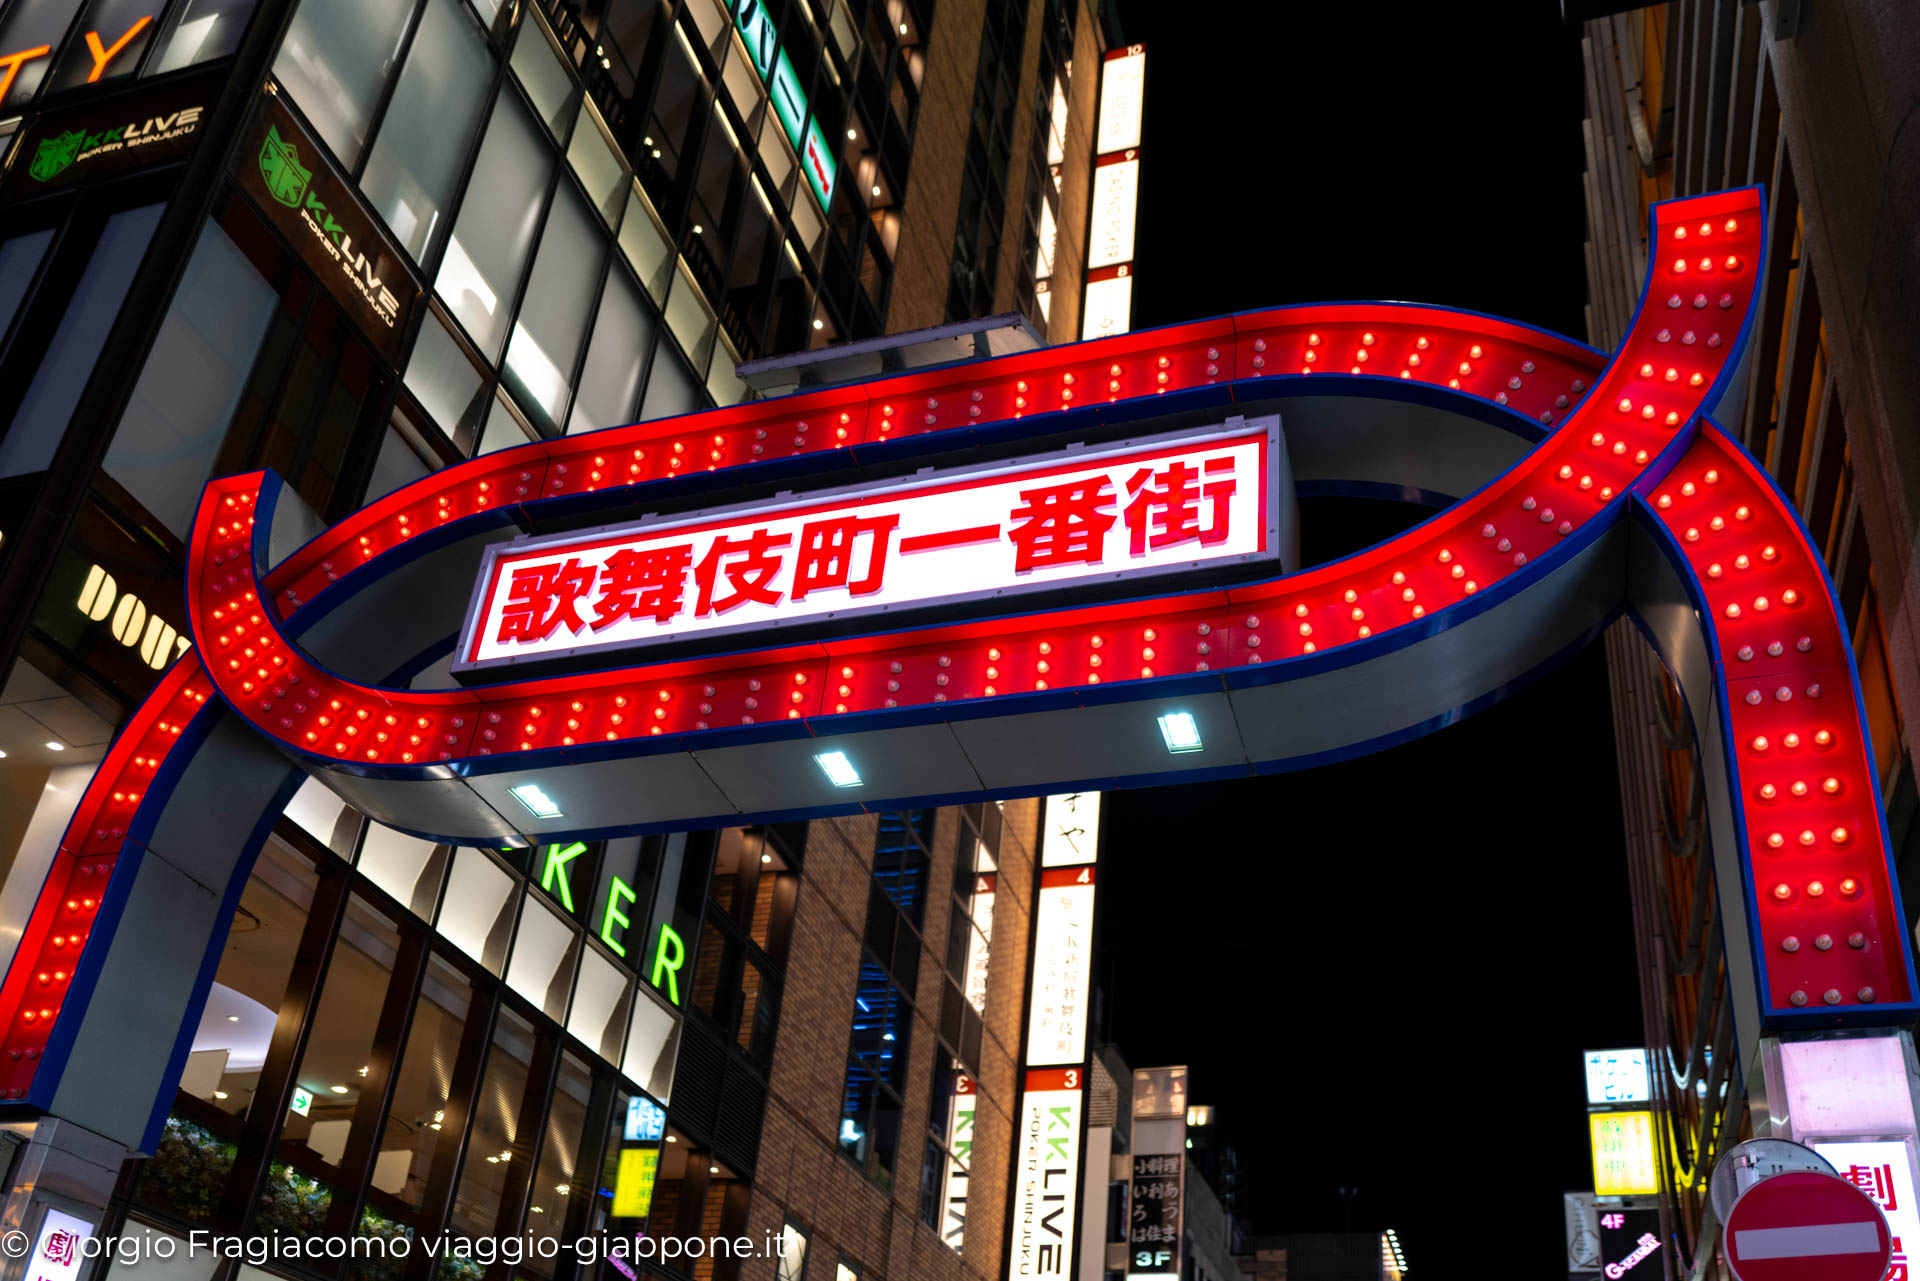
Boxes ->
[1581,0,1920,1268]
[0,1,1123,1280]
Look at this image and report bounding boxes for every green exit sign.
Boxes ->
[290,1086,313,1116]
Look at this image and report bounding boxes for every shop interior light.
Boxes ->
[510,782,563,818]
[1158,712,1203,753]
[45,741,64,752]
[815,750,862,788]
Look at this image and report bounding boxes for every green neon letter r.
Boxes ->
[651,925,686,1005]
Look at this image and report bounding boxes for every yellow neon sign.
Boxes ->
[1589,1110,1661,1196]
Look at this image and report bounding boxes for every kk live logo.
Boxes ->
[258,123,401,328]
[29,105,203,181]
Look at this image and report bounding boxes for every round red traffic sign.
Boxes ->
[1724,1171,1891,1281]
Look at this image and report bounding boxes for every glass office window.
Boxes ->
[371,954,474,1208]
[271,0,415,165]
[707,332,745,407]
[359,0,495,260]
[362,422,434,504]
[402,311,487,448]
[147,0,260,75]
[284,775,353,853]
[639,344,699,421]
[522,1052,592,1271]
[48,0,158,91]
[502,184,602,434]
[622,987,678,1103]
[0,0,83,109]
[356,822,445,918]
[437,847,517,974]
[0,229,53,342]
[97,214,272,535]
[178,836,318,1118]
[0,205,164,480]
[567,103,628,225]
[511,15,577,139]
[275,896,402,1205]
[446,1008,536,1245]
[436,92,555,360]
[476,389,535,456]
[567,269,651,435]
[568,946,631,1063]
[506,891,579,1022]
[618,185,675,303]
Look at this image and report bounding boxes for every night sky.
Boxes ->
[1095,4,1636,1274]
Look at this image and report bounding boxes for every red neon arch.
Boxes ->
[0,186,1900,1114]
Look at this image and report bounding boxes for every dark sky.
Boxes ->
[1096,3,1634,1275]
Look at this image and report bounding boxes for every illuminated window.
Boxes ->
[506,891,582,1023]
[146,0,259,76]
[271,0,414,164]
[359,0,494,260]
[774,1220,809,1281]
[436,846,518,975]
[623,984,681,1103]
[442,1006,536,1273]
[567,268,654,435]
[522,1052,592,1273]
[372,954,474,1208]
[403,310,488,451]
[504,183,603,433]
[510,13,578,139]
[435,91,556,359]
[569,945,632,1063]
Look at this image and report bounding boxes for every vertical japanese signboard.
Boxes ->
[1813,1140,1919,1281]
[1129,1153,1183,1278]
[1006,794,1102,1281]
[940,1073,977,1251]
[1008,1067,1085,1281]
[1595,1207,1662,1278]
[1587,1111,1660,1197]
[732,0,837,208]
[1083,45,1144,341]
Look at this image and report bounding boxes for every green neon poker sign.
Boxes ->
[733,0,839,209]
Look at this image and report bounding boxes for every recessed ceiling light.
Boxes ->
[870,184,881,197]
[0,750,8,759]
[330,1085,349,1094]
[847,127,857,140]
[899,21,907,33]
[510,782,562,818]
[761,852,772,863]
[815,750,861,788]
[45,742,64,752]
[226,1014,240,1023]
[812,318,824,329]
[213,1090,228,1100]
[1157,712,1203,754]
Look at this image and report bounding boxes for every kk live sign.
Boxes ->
[458,422,1279,674]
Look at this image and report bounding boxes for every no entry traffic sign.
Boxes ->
[1724,1171,1892,1281]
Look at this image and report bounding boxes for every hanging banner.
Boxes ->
[1006,1067,1083,1281]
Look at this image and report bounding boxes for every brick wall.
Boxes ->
[742,801,1040,1281]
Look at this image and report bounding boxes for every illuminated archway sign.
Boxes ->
[0,188,1911,1188]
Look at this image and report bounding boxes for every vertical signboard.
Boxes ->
[732,0,837,208]
[1595,1207,1663,1278]
[1812,1140,1919,1281]
[1008,1067,1084,1281]
[1083,46,1143,341]
[1007,794,1102,1281]
[940,1074,978,1250]
[1128,1153,1182,1277]
[1564,1191,1601,1277]
[1587,1112,1660,1197]
[1583,1049,1652,1105]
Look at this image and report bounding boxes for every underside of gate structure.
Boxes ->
[0,187,1911,1247]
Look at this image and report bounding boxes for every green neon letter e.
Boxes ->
[652,925,685,1005]
[602,876,636,956]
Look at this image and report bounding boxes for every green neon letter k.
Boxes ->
[541,841,585,913]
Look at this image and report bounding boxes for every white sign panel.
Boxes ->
[1007,1069,1084,1281]
[1041,792,1101,867]
[1027,865,1096,1067]
[30,1208,97,1281]
[459,424,1275,672]
[1096,46,1145,155]
[1082,269,1134,341]
[1813,1140,1920,1271]
[1584,1048,1652,1105]
[963,873,995,1011]
[940,1076,977,1250]
[1088,155,1139,270]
